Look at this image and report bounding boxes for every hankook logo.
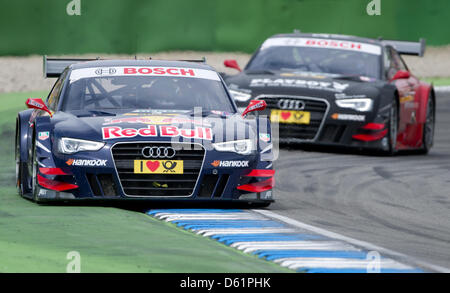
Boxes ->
[141,146,176,159]
[277,99,306,110]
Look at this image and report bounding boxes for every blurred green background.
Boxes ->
[0,0,449,55]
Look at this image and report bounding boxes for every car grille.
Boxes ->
[111,142,205,197]
[259,96,328,141]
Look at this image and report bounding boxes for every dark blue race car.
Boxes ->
[15,58,274,206]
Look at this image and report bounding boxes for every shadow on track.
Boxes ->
[279,142,428,157]
[32,199,270,213]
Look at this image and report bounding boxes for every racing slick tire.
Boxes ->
[387,98,399,156]
[15,121,26,197]
[419,93,436,154]
[15,119,31,197]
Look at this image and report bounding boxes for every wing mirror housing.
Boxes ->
[224,59,242,72]
[390,70,411,82]
[242,100,267,117]
[26,98,53,117]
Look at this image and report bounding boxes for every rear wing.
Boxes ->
[381,38,426,57]
[176,57,207,63]
[43,55,97,78]
[43,56,208,78]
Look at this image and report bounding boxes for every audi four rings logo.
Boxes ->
[277,99,306,110]
[141,146,176,158]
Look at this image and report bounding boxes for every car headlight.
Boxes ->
[57,137,105,154]
[212,139,254,155]
[335,98,373,112]
[229,90,252,102]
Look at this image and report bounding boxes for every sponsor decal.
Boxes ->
[331,113,366,122]
[128,109,190,114]
[335,93,368,99]
[66,159,107,167]
[246,101,266,112]
[95,68,117,75]
[259,133,271,142]
[38,188,55,199]
[250,78,349,92]
[400,95,414,103]
[280,72,327,79]
[261,37,382,55]
[210,160,249,168]
[134,160,183,174]
[103,115,209,126]
[70,66,220,82]
[271,109,311,124]
[102,125,212,140]
[28,99,45,109]
[38,131,50,141]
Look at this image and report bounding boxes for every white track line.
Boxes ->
[435,85,450,92]
[231,241,358,254]
[253,209,450,273]
[276,258,414,270]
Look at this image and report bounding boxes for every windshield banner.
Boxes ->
[261,37,382,55]
[70,66,221,82]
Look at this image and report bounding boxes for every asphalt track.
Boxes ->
[269,91,450,270]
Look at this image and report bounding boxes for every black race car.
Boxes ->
[15,57,274,205]
[222,32,435,154]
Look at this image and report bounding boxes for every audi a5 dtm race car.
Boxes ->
[223,32,435,154]
[16,57,274,205]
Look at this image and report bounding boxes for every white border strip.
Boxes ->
[253,209,450,273]
[434,85,450,92]
[276,258,413,270]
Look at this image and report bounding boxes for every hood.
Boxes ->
[50,110,254,144]
[226,70,384,101]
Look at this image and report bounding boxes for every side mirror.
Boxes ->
[242,100,267,117]
[224,59,242,72]
[26,98,53,117]
[390,70,411,82]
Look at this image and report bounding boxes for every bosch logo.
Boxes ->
[95,68,117,75]
[141,146,176,159]
[277,99,305,110]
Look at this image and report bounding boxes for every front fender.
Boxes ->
[17,109,33,163]
[416,83,433,124]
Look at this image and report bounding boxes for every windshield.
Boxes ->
[61,67,235,113]
[246,44,382,79]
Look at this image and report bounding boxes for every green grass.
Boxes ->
[0,91,292,273]
[421,77,450,87]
